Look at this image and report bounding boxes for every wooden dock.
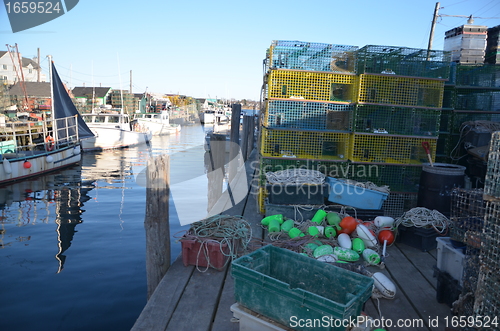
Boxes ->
[131,150,455,331]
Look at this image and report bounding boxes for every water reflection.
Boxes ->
[0,166,92,274]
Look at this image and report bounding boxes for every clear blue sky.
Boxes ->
[1,0,499,101]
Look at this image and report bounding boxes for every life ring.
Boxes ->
[45,135,55,151]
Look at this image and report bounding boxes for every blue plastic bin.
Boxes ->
[326,177,389,210]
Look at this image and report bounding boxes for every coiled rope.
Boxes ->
[183,215,252,272]
[394,207,451,234]
[266,169,325,185]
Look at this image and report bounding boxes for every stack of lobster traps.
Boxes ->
[258,40,451,217]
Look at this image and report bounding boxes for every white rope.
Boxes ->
[266,168,325,185]
[395,207,451,234]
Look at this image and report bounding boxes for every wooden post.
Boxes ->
[144,155,170,300]
[241,115,249,161]
[207,133,225,211]
[228,103,241,183]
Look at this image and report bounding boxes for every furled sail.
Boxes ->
[51,62,94,140]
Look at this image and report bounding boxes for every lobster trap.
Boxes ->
[455,64,500,88]
[348,133,437,165]
[485,132,500,199]
[267,40,358,73]
[266,69,358,103]
[454,88,500,111]
[356,45,452,80]
[357,74,445,108]
[381,192,418,218]
[263,99,353,131]
[352,104,441,136]
[449,188,486,246]
[260,127,350,161]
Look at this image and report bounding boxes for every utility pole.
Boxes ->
[427,2,440,53]
[37,48,40,82]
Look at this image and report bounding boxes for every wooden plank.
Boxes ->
[364,261,428,331]
[165,264,228,331]
[211,267,239,331]
[131,257,194,331]
[396,243,438,288]
[383,244,453,331]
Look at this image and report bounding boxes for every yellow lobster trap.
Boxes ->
[348,133,437,165]
[357,74,445,108]
[260,127,350,161]
[266,69,358,103]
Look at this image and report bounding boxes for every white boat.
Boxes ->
[0,62,94,185]
[131,110,181,136]
[199,110,215,124]
[80,111,152,151]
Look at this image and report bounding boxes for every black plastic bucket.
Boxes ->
[417,163,466,216]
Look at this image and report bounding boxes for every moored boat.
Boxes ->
[131,110,181,136]
[80,110,152,151]
[0,61,94,185]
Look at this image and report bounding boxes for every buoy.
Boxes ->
[313,245,334,258]
[337,233,352,249]
[326,212,341,226]
[316,254,338,263]
[3,158,12,174]
[268,218,281,233]
[280,219,294,232]
[362,248,381,265]
[324,226,336,238]
[288,227,304,239]
[378,230,395,246]
[45,135,55,151]
[372,272,396,299]
[307,226,320,237]
[23,161,32,169]
[261,214,283,226]
[311,209,327,224]
[374,216,395,228]
[46,155,54,163]
[73,145,81,155]
[356,224,378,248]
[352,238,366,254]
[333,247,360,261]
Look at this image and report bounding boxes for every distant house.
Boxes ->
[0,50,47,85]
[9,81,51,111]
[71,86,112,109]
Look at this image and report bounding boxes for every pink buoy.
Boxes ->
[23,161,31,169]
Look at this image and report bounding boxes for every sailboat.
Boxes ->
[0,61,95,185]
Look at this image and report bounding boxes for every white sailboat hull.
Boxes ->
[0,145,81,185]
[81,127,151,151]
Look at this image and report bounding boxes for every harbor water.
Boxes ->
[0,124,221,331]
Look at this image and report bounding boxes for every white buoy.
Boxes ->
[46,155,54,163]
[73,145,81,155]
[372,272,396,299]
[3,158,12,174]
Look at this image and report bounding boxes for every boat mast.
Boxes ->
[48,55,58,145]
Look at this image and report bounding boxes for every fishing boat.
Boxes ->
[80,109,152,151]
[0,62,94,185]
[131,110,181,136]
[199,109,215,124]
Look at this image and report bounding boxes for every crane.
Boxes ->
[6,43,30,113]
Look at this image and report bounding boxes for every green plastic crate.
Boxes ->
[231,245,374,331]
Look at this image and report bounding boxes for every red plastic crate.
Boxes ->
[180,238,230,271]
